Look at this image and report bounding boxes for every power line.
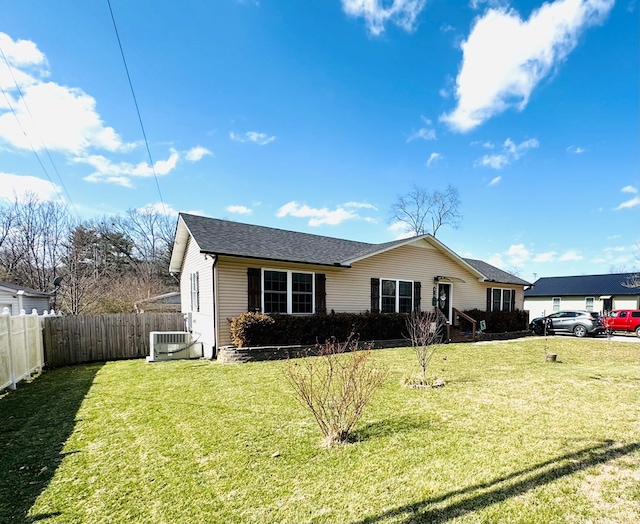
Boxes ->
[0,84,70,209]
[0,47,81,219]
[106,0,167,216]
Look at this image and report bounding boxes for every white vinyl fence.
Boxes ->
[0,308,57,391]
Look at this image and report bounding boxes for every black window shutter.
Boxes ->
[510,289,516,312]
[247,268,261,312]
[414,281,421,312]
[315,273,326,314]
[486,288,492,312]
[371,278,380,313]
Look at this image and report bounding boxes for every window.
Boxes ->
[263,270,314,314]
[292,273,313,313]
[380,279,413,313]
[585,297,594,311]
[264,270,287,313]
[490,288,513,312]
[190,272,199,312]
[552,297,560,312]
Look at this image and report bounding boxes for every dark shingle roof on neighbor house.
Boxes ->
[177,213,530,286]
[0,280,51,297]
[525,273,640,297]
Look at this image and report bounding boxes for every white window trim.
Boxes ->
[380,278,414,314]
[490,287,513,312]
[552,297,561,312]
[262,269,315,315]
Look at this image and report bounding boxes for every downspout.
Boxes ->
[211,256,218,359]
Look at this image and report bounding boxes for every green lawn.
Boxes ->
[1,337,638,523]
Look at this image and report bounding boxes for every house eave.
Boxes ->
[201,251,351,268]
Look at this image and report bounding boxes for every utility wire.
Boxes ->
[0,48,81,219]
[106,0,167,216]
[0,83,70,209]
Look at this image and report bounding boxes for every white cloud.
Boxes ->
[341,0,426,36]
[441,0,614,132]
[559,250,583,261]
[487,253,505,268]
[533,251,557,263]
[0,81,128,154]
[488,176,501,186]
[621,185,638,194]
[185,146,212,162]
[77,149,180,187]
[426,152,442,167]
[0,172,61,202]
[476,154,509,169]
[407,127,436,142]
[276,200,376,226]
[615,196,640,210]
[0,33,130,155]
[474,137,538,169]
[388,221,407,232]
[0,32,207,188]
[226,205,252,215]
[138,202,180,216]
[230,131,276,145]
[506,243,530,265]
[566,145,586,153]
[343,201,378,210]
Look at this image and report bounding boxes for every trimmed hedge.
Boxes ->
[459,308,529,333]
[228,311,409,347]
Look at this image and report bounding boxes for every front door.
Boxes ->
[437,283,452,323]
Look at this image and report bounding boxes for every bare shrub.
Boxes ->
[405,309,447,387]
[283,336,388,447]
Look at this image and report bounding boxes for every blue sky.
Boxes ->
[0,0,637,282]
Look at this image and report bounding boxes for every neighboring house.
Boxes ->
[135,292,181,313]
[169,213,531,357]
[0,280,53,315]
[524,273,640,318]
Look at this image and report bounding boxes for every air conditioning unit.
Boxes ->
[146,331,203,362]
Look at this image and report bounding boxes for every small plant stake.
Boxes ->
[543,318,557,362]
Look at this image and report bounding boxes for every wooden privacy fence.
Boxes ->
[0,312,45,390]
[43,313,186,368]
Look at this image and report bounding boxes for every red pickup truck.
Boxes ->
[604,310,640,337]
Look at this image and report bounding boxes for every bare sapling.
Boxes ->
[283,335,388,447]
[405,309,447,386]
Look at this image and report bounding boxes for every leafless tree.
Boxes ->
[390,184,462,237]
[622,244,640,289]
[405,309,447,386]
[284,336,388,447]
[0,193,70,291]
[110,207,176,290]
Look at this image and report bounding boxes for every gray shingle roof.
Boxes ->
[178,213,528,285]
[180,213,410,266]
[524,273,640,296]
[463,258,531,286]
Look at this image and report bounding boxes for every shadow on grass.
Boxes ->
[352,415,432,442]
[0,363,104,523]
[351,440,640,524]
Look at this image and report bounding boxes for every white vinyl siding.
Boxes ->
[179,236,216,357]
[213,239,520,346]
